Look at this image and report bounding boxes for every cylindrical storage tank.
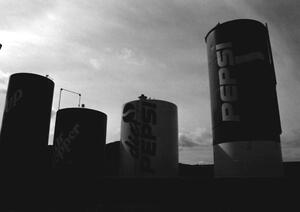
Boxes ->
[0,73,54,176]
[120,96,178,177]
[52,108,107,178]
[205,19,283,177]
[105,141,120,177]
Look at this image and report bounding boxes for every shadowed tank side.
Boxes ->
[52,107,107,180]
[0,73,54,178]
[105,141,120,177]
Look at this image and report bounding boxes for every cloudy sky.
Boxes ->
[0,0,299,164]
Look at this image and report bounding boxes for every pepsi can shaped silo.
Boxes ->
[0,73,54,175]
[120,96,178,177]
[52,108,107,178]
[205,19,283,177]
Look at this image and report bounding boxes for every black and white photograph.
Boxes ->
[0,0,299,211]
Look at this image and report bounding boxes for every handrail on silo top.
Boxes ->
[58,88,82,110]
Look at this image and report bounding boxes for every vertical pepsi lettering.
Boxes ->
[122,101,157,174]
[216,42,240,122]
[140,101,156,174]
[123,103,140,159]
[206,19,282,145]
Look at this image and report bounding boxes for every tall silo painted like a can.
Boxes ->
[205,19,283,177]
[0,73,54,175]
[120,95,178,177]
[52,108,107,178]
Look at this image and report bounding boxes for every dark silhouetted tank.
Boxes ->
[104,141,120,177]
[0,73,54,176]
[52,107,107,179]
[205,19,283,177]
